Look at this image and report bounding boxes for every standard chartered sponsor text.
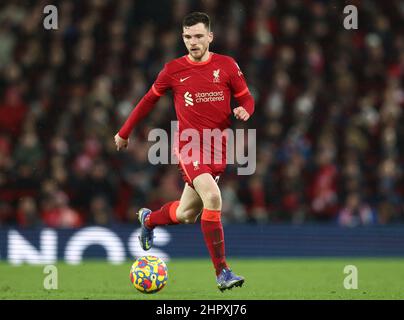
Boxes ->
[195,91,225,103]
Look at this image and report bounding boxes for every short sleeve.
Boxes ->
[152,64,172,96]
[228,58,249,98]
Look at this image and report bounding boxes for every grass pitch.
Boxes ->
[0,258,403,300]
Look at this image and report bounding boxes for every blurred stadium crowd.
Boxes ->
[0,0,403,228]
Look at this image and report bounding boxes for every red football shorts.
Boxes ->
[175,147,226,188]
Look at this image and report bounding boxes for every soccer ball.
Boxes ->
[129,256,168,294]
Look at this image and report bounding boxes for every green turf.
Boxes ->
[0,258,403,299]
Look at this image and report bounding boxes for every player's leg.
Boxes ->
[137,183,203,250]
[176,183,204,224]
[147,183,203,226]
[193,173,244,291]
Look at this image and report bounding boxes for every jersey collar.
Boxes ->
[185,52,213,65]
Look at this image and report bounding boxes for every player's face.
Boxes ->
[182,23,213,61]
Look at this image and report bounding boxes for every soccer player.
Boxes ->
[115,12,254,291]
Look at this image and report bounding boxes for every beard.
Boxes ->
[189,46,207,60]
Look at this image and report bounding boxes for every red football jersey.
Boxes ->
[118,52,253,167]
[152,52,250,134]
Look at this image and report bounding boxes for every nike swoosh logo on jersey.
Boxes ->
[180,76,191,82]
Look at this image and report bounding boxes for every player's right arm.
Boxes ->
[115,64,171,150]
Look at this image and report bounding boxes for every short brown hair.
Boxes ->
[182,12,211,31]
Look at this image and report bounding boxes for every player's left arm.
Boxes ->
[228,58,255,121]
[233,93,254,121]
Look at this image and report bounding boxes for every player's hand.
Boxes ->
[114,133,129,151]
[233,106,250,121]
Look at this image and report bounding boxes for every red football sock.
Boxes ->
[200,208,228,276]
[145,201,180,229]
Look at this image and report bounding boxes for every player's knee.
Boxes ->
[181,217,197,224]
[202,191,222,210]
[177,209,200,224]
